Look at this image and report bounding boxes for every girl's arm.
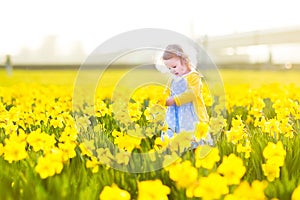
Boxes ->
[173,72,201,105]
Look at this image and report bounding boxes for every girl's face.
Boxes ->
[164,57,190,77]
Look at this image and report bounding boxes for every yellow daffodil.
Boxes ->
[58,141,77,161]
[0,143,4,156]
[3,139,28,163]
[262,162,280,182]
[292,184,300,200]
[224,180,268,200]
[225,116,246,144]
[263,141,286,166]
[86,156,101,173]
[168,160,198,188]
[27,128,56,152]
[195,122,209,140]
[99,184,130,200]
[195,146,220,169]
[138,179,170,200]
[193,173,229,199]
[237,140,252,159]
[114,134,141,152]
[217,154,246,185]
[35,149,64,179]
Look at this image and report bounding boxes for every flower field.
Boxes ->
[0,68,300,200]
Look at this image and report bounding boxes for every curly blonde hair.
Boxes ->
[162,44,191,69]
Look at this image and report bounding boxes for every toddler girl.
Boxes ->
[161,44,213,146]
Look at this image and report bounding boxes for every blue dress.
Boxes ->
[163,77,199,139]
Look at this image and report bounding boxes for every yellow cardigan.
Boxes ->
[167,71,209,123]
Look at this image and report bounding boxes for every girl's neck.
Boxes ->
[181,68,192,76]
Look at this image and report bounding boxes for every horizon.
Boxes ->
[1,0,300,65]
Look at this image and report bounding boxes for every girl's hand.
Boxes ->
[166,97,175,106]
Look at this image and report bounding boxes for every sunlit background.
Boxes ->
[1,0,300,68]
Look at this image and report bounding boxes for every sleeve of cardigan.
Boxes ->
[173,73,200,106]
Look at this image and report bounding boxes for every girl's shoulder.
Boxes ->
[184,70,204,86]
[184,70,202,79]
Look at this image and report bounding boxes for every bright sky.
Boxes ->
[1,0,300,56]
